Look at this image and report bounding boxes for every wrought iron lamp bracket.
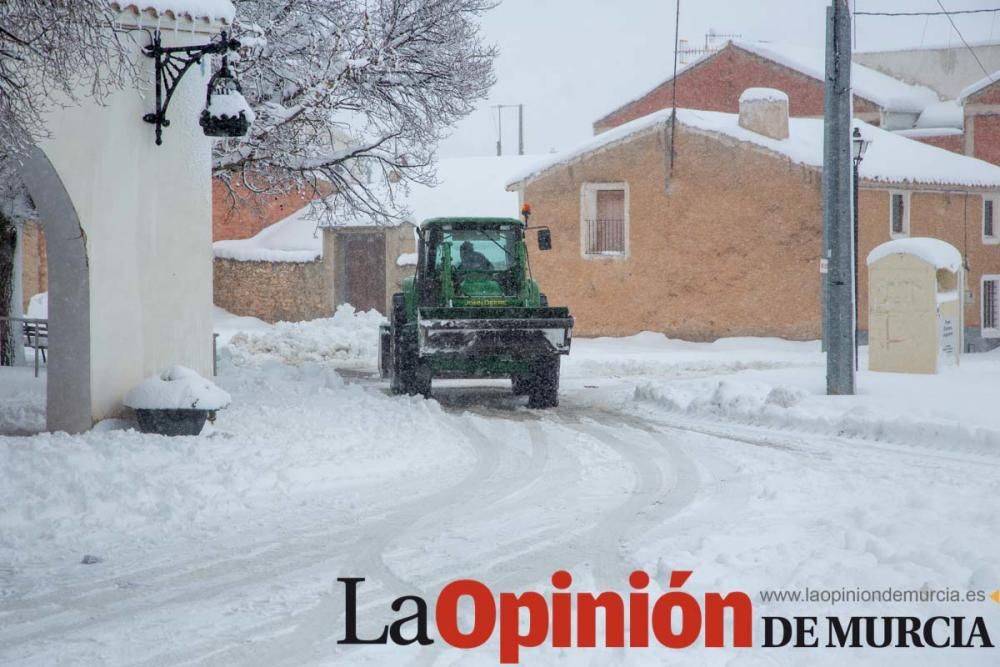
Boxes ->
[142,30,241,145]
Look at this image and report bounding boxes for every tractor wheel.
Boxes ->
[527,356,560,409]
[389,295,410,395]
[412,359,433,398]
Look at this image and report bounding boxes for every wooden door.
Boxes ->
[341,232,386,314]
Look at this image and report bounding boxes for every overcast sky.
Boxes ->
[437,0,1000,158]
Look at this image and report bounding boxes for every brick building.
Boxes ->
[593,40,938,134]
[507,92,1000,350]
[593,39,1000,167]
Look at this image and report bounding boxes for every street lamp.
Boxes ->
[851,126,872,370]
[142,31,248,146]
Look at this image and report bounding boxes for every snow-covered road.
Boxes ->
[2,313,999,665]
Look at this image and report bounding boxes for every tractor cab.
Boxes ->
[417,219,530,308]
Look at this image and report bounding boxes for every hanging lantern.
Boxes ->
[199,55,254,139]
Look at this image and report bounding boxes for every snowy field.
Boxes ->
[1,308,998,665]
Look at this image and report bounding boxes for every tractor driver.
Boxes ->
[458,240,493,272]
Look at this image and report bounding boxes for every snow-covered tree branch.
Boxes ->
[0,0,135,155]
[223,0,498,223]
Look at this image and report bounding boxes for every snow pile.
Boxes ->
[510,108,1000,190]
[739,87,787,103]
[124,366,231,411]
[0,362,472,574]
[396,252,418,266]
[206,91,256,124]
[227,304,384,369]
[213,207,322,262]
[213,305,270,346]
[0,368,45,434]
[866,237,962,271]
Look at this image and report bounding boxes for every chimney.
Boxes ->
[738,88,789,140]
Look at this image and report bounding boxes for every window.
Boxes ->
[984,197,998,243]
[984,275,1000,338]
[890,191,909,237]
[581,183,628,257]
[431,227,518,272]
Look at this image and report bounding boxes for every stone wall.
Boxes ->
[213,257,335,323]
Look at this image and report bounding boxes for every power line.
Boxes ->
[935,0,995,81]
[854,8,1000,17]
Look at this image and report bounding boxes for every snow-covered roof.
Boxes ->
[739,88,788,104]
[866,238,962,272]
[959,71,1000,102]
[914,100,964,130]
[594,40,941,126]
[214,209,323,263]
[508,107,1000,191]
[404,155,545,223]
[215,156,546,262]
[733,41,940,114]
[109,1,235,27]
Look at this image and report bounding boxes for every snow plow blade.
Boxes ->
[417,307,573,357]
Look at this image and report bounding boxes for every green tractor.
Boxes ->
[379,208,573,408]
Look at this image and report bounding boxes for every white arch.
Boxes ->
[17,147,92,433]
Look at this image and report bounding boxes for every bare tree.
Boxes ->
[222,0,498,223]
[0,0,135,153]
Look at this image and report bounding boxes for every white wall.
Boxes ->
[38,23,218,421]
[856,45,1000,100]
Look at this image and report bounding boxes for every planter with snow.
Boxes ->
[124,367,231,436]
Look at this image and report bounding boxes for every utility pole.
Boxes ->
[496,106,502,156]
[823,0,855,395]
[493,104,524,156]
[518,104,524,156]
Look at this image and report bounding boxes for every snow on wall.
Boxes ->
[509,106,1000,191]
[866,237,963,272]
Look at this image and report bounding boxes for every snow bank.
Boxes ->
[124,366,231,411]
[0,368,45,434]
[0,361,473,573]
[227,304,384,369]
[866,237,962,271]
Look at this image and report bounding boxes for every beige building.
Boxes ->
[506,93,1000,350]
